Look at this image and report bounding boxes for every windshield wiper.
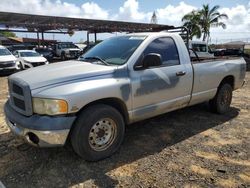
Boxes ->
[83,56,110,66]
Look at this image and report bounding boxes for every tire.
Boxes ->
[20,62,24,70]
[71,104,125,161]
[61,52,66,61]
[209,83,233,114]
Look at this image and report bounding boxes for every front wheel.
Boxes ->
[71,104,125,161]
[209,83,233,114]
[61,52,66,61]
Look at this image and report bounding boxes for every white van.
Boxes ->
[0,45,20,73]
[189,41,214,60]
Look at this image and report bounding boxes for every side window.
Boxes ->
[13,51,18,57]
[143,37,180,66]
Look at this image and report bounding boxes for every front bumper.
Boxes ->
[4,101,76,147]
[0,67,17,72]
[22,62,47,69]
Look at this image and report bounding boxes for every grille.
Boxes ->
[32,62,45,67]
[13,97,25,110]
[12,83,23,95]
[69,51,80,57]
[9,78,32,116]
[0,61,15,68]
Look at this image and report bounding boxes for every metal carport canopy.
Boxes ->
[0,11,174,33]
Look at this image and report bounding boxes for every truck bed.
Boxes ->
[192,56,242,64]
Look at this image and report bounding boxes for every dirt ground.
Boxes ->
[0,72,249,188]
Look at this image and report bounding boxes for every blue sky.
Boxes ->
[0,0,250,43]
[70,0,249,11]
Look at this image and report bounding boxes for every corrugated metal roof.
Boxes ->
[0,11,174,33]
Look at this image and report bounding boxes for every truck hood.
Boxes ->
[10,60,117,90]
[64,48,81,52]
[0,55,16,62]
[22,56,47,63]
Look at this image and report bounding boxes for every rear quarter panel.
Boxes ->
[190,57,246,106]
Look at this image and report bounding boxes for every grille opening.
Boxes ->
[32,62,45,67]
[0,62,15,68]
[13,97,25,110]
[13,83,24,95]
[26,132,39,145]
[9,79,32,116]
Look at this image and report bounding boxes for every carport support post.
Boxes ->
[37,32,40,48]
[41,31,44,47]
[94,31,97,43]
[87,31,89,46]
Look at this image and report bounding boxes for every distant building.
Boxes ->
[151,11,157,24]
[215,41,250,49]
[0,34,20,46]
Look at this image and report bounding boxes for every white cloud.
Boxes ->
[156,2,197,26]
[209,4,250,42]
[220,5,250,30]
[114,0,149,22]
[81,2,108,19]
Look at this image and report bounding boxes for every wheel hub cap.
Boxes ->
[88,118,117,151]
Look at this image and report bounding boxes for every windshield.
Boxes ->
[0,48,12,56]
[20,51,41,57]
[192,44,207,52]
[79,35,146,65]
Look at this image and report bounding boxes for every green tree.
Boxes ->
[0,31,17,38]
[182,4,228,41]
[182,10,202,40]
[199,4,228,41]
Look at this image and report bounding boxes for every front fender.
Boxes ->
[32,77,131,114]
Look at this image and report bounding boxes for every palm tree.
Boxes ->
[182,10,202,40]
[199,4,228,41]
[182,4,228,41]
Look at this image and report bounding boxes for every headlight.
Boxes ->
[33,98,68,115]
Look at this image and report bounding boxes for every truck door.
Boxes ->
[131,37,193,121]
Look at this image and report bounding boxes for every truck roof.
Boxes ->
[126,32,179,36]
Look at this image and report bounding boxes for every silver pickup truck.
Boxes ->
[4,32,246,161]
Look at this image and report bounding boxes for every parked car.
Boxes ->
[4,32,246,161]
[0,45,20,74]
[7,44,35,53]
[80,43,96,55]
[35,48,54,61]
[51,42,81,60]
[13,50,49,69]
[189,41,214,60]
[214,48,243,57]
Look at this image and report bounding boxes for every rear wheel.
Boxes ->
[71,104,125,161]
[209,83,233,114]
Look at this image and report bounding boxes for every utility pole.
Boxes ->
[151,11,157,24]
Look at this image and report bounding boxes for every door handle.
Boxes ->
[176,71,186,76]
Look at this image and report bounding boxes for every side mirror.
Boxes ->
[142,53,162,69]
[15,54,19,58]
